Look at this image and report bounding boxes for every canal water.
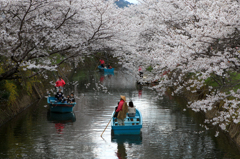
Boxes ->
[0,70,240,159]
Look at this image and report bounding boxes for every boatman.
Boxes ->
[138,65,143,78]
[115,95,128,126]
[99,59,105,68]
[55,76,66,93]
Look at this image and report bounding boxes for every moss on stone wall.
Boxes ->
[0,63,73,127]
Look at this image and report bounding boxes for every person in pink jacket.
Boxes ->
[55,76,66,92]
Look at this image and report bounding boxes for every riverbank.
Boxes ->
[165,86,240,151]
[0,53,119,127]
[0,64,72,127]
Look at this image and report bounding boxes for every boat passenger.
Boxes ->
[99,59,105,68]
[107,63,112,69]
[128,101,136,117]
[58,95,66,103]
[55,76,66,92]
[115,95,128,126]
[55,89,64,102]
[69,93,75,103]
[66,95,71,103]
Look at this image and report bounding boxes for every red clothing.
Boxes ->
[138,66,142,72]
[116,99,125,112]
[55,123,65,134]
[55,79,66,87]
[100,60,105,64]
[100,76,104,82]
[108,66,112,69]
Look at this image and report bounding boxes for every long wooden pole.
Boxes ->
[101,111,115,137]
[100,118,112,137]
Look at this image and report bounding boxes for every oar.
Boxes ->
[100,112,115,137]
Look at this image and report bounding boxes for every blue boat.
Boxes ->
[47,97,76,113]
[98,65,114,73]
[111,109,142,135]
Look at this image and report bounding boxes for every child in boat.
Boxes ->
[107,63,112,69]
[66,95,71,103]
[69,93,75,103]
[128,101,136,117]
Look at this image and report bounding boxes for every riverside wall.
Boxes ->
[0,64,73,127]
[167,87,240,150]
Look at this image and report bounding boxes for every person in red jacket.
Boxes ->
[99,59,105,68]
[55,76,66,92]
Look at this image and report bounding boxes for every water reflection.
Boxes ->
[136,84,142,98]
[47,111,76,123]
[47,111,76,134]
[0,70,240,158]
[111,134,142,145]
[112,134,142,159]
[100,72,114,83]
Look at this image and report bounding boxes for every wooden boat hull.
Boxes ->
[47,97,76,113]
[98,65,114,72]
[111,109,142,135]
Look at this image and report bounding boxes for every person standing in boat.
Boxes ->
[115,95,128,126]
[55,76,66,93]
[138,65,143,78]
[128,101,136,117]
[99,59,105,68]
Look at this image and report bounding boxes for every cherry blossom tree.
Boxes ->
[118,0,240,133]
[0,0,126,80]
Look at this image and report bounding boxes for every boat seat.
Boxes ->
[113,117,140,126]
[114,122,140,126]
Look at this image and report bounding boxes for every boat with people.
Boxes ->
[98,65,114,73]
[111,108,142,135]
[47,96,76,113]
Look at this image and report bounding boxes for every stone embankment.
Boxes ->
[0,65,72,127]
[167,87,240,150]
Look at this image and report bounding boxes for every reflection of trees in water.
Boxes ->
[116,143,127,159]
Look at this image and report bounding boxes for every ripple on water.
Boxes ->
[0,71,240,159]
